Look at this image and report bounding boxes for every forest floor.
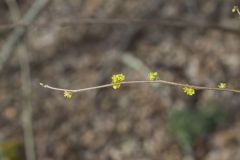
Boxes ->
[0,0,240,160]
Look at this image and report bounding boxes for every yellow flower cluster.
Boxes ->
[64,90,73,99]
[218,82,227,89]
[111,74,125,89]
[148,72,158,81]
[183,87,195,96]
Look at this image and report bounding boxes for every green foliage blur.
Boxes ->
[0,140,25,160]
[168,103,228,152]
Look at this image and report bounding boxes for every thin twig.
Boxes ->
[59,18,240,34]
[40,79,240,94]
[0,18,240,35]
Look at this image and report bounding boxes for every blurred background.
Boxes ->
[0,0,240,160]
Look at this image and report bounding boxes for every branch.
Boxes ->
[40,79,240,94]
[0,18,240,35]
[60,18,240,34]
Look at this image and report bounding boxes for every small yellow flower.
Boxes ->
[183,87,195,96]
[112,83,121,89]
[232,5,238,13]
[218,82,227,89]
[111,73,125,89]
[64,90,73,99]
[148,72,158,81]
[112,74,125,82]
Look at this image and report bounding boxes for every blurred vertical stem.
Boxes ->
[19,40,35,160]
[5,1,36,160]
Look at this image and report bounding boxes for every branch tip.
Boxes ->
[40,83,47,88]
